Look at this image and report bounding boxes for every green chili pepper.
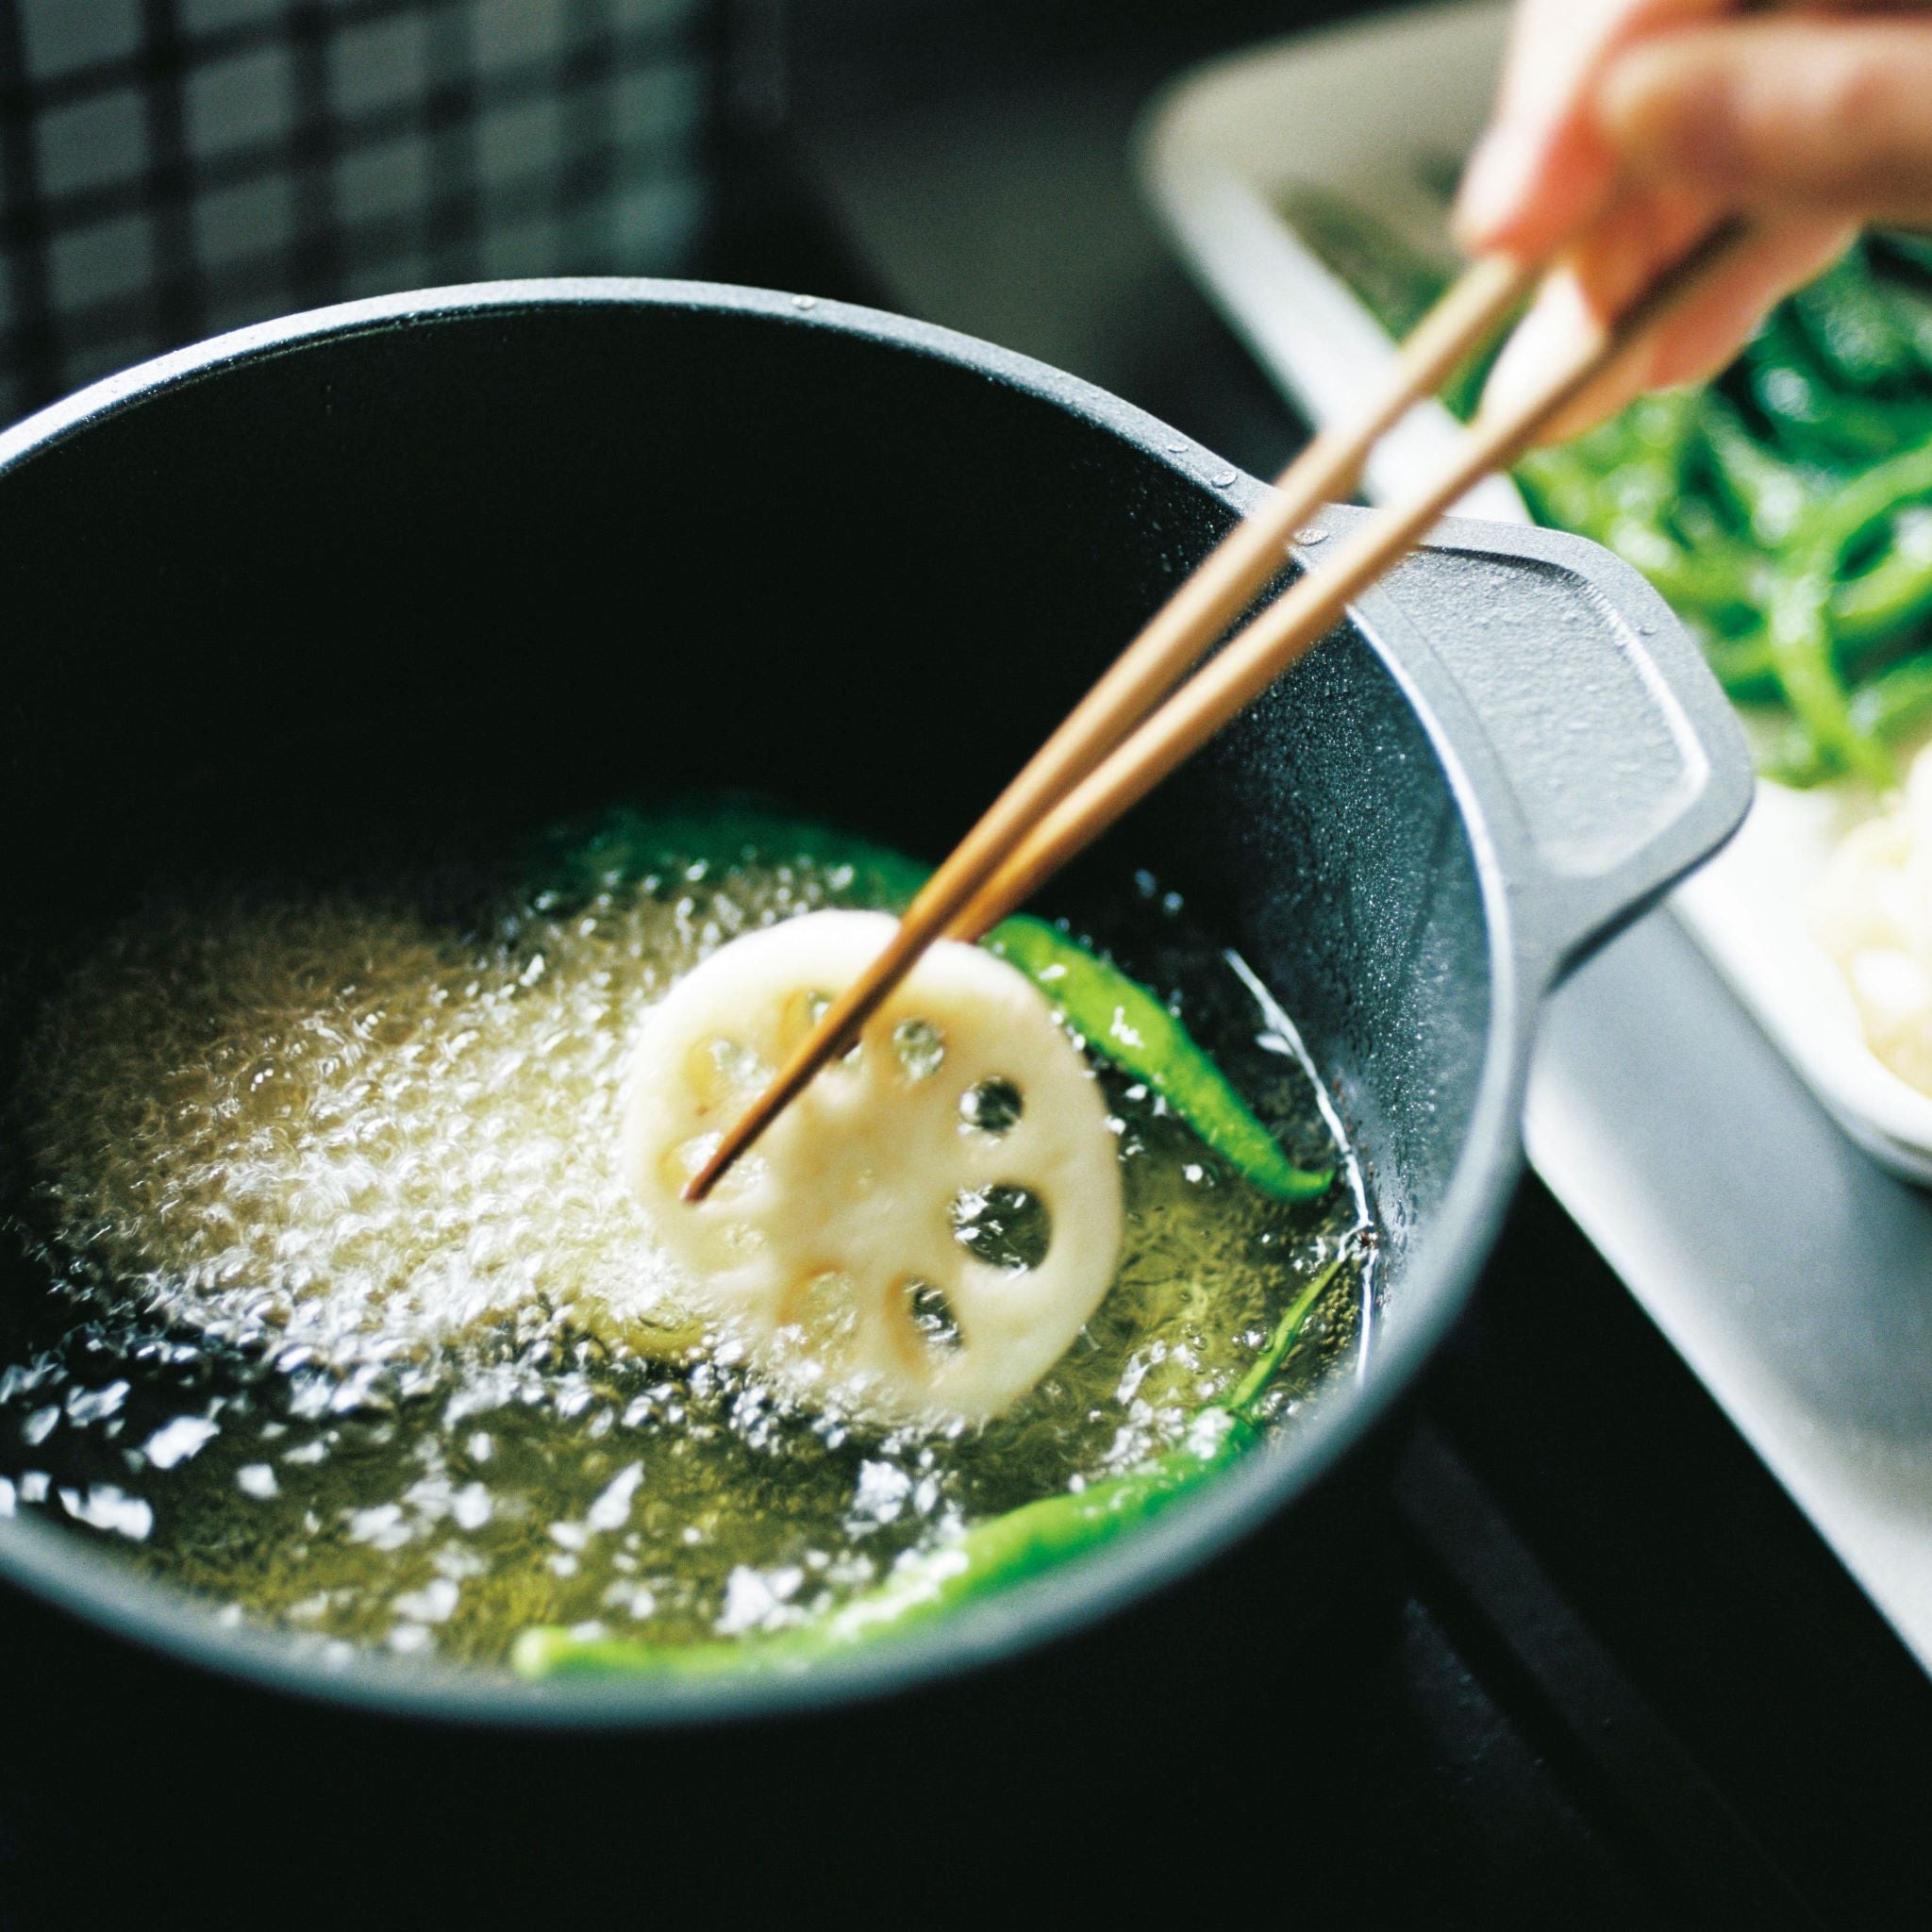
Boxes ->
[1799,439,1932,558]
[1701,630,1781,701]
[532,797,1333,1202]
[1701,394,1815,547]
[1764,567,1894,787]
[984,914,1331,1201]
[1748,442,1932,780]
[1766,654,1932,788]
[529,797,931,912]
[1790,244,1924,393]
[1834,514,1932,642]
[510,1249,1351,1680]
[1853,653,1932,743]
[1749,308,1852,446]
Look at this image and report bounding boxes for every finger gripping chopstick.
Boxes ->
[686,222,1751,1202]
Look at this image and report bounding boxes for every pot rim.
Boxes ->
[0,277,1532,1728]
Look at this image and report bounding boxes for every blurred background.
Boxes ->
[0,0,1364,425]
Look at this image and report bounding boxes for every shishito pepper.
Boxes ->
[530,796,1334,1202]
[983,915,1331,1201]
[510,1248,1348,1681]
[530,795,932,912]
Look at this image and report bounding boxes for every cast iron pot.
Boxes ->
[0,281,1747,1902]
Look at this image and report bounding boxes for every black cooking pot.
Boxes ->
[0,282,1747,1906]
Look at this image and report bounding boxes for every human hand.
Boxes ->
[1456,1,1932,438]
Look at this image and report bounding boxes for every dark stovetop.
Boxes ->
[1388,1181,1932,1928]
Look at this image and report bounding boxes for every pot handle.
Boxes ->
[1328,507,1755,984]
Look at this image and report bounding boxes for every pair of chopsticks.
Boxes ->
[687,220,1754,1202]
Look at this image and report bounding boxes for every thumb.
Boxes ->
[1601,16,1932,221]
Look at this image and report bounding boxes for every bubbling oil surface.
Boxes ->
[0,845,1369,1668]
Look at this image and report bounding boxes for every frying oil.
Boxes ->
[0,840,1370,1668]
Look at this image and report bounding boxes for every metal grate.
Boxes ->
[0,0,731,420]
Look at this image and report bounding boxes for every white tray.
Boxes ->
[1138,0,1932,1186]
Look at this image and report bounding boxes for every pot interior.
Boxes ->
[0,288,1495,1682]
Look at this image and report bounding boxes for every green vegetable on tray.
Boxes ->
[511,1246,1348,1681]
[1291,191,1932,790]
[531,796,1334,1202]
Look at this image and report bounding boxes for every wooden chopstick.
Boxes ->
[681,250,1529,1201]
[944,221,1755,941]
[687,221,1750,1202]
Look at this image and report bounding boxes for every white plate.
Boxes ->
[1138,0,1932,1186]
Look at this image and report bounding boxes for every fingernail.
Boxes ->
[1454,125,1534,248]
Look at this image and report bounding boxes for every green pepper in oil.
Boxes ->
[510,1247,1348,1681]
[983,914,1331,1201]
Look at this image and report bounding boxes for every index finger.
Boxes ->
[1456,0,1734,257]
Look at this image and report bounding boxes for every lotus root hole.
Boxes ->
[959,1076,1024,1136]
[902,1277,964,1353]
[891,1018,946,1080]
[950,1183,1052,1274]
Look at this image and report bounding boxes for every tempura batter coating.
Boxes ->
[623,911,1123,1422]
